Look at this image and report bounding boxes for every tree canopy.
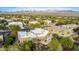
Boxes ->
[48,38,62,51]
[4,36,14,49]
[9,25,21,31]
[60,37,73,49]
[17,41,32,51]
[73,27,79,33]
[29,23,41,28]
[0,20,8,29]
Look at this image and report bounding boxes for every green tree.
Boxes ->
[60,37,73,49]
[51,19,55,23]
[56,20,65,25]
[73,46,79,51]
[73,27,79,33]
[9,25,21,31]
[9,25,21,37]
[18,41,32,51]
[4,36,14,49]
[48,38,62,51]
[29,23,41,28]
[52,34,59,38]
[0,20,8,29]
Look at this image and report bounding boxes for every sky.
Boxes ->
[0,7,79,12]
[0,0,79,7]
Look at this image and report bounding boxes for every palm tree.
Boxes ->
[9,25,21,37]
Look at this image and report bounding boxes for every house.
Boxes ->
[18,31,30,43]
[43,23,79,37]
[6,19,12,22]
[8,22,24,29]
[18,28,52,45]
[36,18,40,20]
[22,18,30,21]
[51,24,79,37]
[30,28,52,45]
[11,18,18,21]
[0,17,5,20]
[43,20,52,26]
[25,17,31,21]
[29,21,40,25]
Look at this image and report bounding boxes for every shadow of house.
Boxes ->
[0,31,11,45]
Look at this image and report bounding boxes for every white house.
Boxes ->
[18,31,30,43]
[30,28,52,45]
[18,28,52,45]
[30,28,48,38]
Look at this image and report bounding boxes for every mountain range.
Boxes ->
[0,7,79,12]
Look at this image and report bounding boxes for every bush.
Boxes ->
[56,20,65,25]
[48,38,62,51]
[60,37,73,49]
[29,23,41,28]
[18,41,32,51]
[4,36,14,48]
[73,27,79,33]
[0,20,8,29]
[9,25,21,31]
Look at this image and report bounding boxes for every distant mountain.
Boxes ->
[57,10,76,12]
[0,10,77,13]
[0,7,79,13]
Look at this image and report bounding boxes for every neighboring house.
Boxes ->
[11,18,17,21]
[29,21,40,25]
[18,28,52,45]
[51,26,70,37]
[22,18,29,21]
[6,19,12,22]
[0,17,5,20]
[25,17,31,21]
[44,24,79,37]
[43,20,52,26]
[8,22,24,29]
[36,18,40,20]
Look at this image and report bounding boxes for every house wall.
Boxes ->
[19,38,28,43]
[32,34,52,45]
[0,35,3,42]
